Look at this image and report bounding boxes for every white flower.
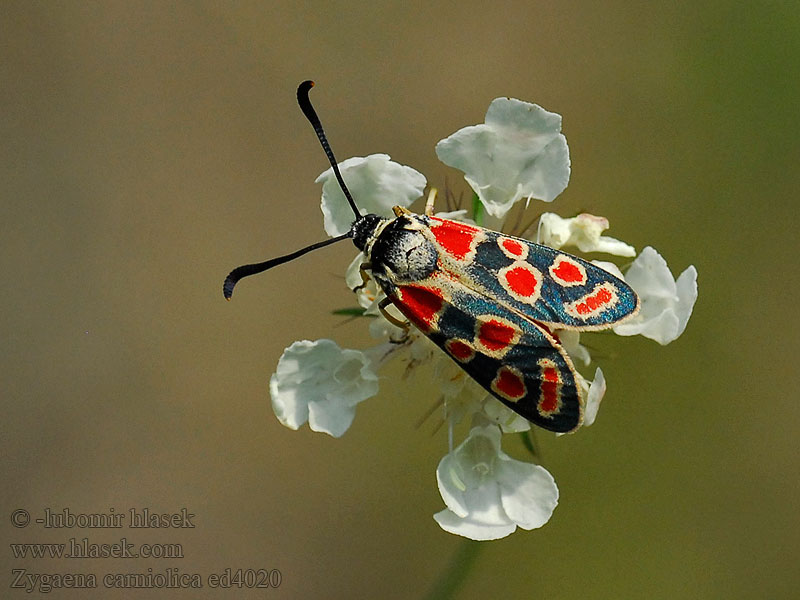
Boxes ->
[434,425,558,540]
[317,154,426,236]
[481,400,531,433]
[554,368,606,436]
[590,259,625,279]
[538,212,636,256]
[580,367,606,428]
[269,339,379,437]
[436,356,485,406]
[435,97,570,219]
[612,247,698,345]
[434,356,487,424]
[344,253,384,315]
[556,329,591,367]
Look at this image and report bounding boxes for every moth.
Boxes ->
[224,81,639,433]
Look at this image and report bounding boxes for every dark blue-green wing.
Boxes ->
[382,275,583,433]
[424,216,639,330]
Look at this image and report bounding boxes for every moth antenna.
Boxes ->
[297,80,362,221]
[223,231,352,300]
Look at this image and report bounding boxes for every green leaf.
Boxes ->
[331,307,372,317]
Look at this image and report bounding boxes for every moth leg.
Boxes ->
[424,187,438,216]
[352,261,373,293]
[379,297,410,336]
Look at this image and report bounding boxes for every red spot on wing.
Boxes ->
[574,285,614,316]
[397,285,444,331]
[504,266,539,297]
[552,259,585,284]
[445,339,474,362]
[477,319,516,352]
[501,238,524,256]
[539,364,561,414]
[493,367,526,400]
[430,219,479,260]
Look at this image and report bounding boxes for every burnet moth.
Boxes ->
[224,81,640,433]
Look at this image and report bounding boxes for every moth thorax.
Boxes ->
[371,222,438,283]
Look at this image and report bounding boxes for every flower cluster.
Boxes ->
[269,97,698,540]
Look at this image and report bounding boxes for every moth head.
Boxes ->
[351,213,388,253]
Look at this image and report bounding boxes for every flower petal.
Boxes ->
[482,398,531,433]
[613,247,698,345]
[616,308,680,344]
[673,265,699,339]
[317,154,426,236]
[582,367,606,427]
[433,508,516,541]
[436,451,470,517]
[496,460,558,530]
[539,213,636,256]
[436,98,570,219]
[434,425,558,540]
[345,253,384,314]
[307,402,357,438]
[623,246,678,298]
[269,372,309,431]
[269,339,379,437]
[557,329,591,367]
[591,260,625,279]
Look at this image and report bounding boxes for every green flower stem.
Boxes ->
[471,192,484,227]
[424,538,482,600]
[521,430,542,462]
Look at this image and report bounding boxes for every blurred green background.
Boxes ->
[2,2,798,598]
